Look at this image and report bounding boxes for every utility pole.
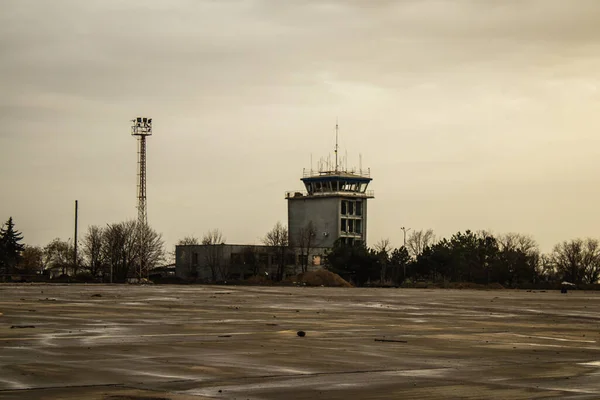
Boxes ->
[400,226,411,281]
[106,223,113,284]
[73,200,78,274]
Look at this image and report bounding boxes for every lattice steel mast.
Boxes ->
[131,117,152,225]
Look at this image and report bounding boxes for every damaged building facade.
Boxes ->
[175,156,374,281]
[176,244,330,281]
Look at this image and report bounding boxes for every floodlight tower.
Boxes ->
[131,117,152,225]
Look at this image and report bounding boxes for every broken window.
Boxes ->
[356,201,362,216]
[299,254,308,266]
[285,253,296,265]
[244,251,256,264]
[258,253,268,265]
[341,200,347,215]
[348,219,354,233]
[271,254,281,265]
[355,220,362,234]
[341,218,347,232]
[348,201,355,215]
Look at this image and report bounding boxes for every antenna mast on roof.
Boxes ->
[335,119,339,173]
[359,153,363,175]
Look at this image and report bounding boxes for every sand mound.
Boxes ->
[294,270,353,288]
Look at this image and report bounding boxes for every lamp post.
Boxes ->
[400,226,411,280]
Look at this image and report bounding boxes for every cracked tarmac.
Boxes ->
[0,284,599,399]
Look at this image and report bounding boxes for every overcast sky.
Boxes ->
[2,0,600,254]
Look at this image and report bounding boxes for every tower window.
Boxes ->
[341,218,347,232]
[341,200,347,215]
[356,201,362,216]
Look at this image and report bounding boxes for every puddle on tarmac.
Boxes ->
[579,361,600,367]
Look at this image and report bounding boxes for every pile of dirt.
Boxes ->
[486,282,506,290]
[293,270,353,288]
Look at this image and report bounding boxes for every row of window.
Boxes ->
[306,181,369,194]
[341,218,362,234]
[192,252,323,266]
[341,200,363,216]
[339,237,363,246]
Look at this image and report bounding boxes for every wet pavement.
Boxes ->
[0,284,599,399]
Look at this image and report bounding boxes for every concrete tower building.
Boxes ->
[286,127,374,248]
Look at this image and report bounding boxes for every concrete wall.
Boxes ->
[289,195,372,247]
[287,197,340,248]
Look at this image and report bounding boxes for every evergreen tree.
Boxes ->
[0,217,25,274]
[325,239,379,286]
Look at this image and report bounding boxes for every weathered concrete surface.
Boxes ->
[0,285,599,400]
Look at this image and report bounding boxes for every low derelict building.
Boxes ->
[175,244,329,281]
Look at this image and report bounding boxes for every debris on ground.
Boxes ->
[11,325,36,329]
[91,294,102,298]
[297,331,306,337]
[374,338,407,343]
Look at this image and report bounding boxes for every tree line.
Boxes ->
[0,217,165,282]
[4,215,600,287]
[176,224,600,286]
[327,229,600,287]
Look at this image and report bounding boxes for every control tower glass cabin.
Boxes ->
[286,169,374,248]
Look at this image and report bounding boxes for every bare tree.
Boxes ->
[44,238,80,276]
[263,222,289,281]
[406,229,436,259]
[138,222,165,279]
[102,221,138,282]
[19,245,45,274]
[496,232,541,283]
[582,239,600,284]
[82,225,105,278]
[202,229,226,281]
[374,239,391,282]
[297,221,317,273]
[537,254,557,281]
[551,238,600,284]
[179,236,200,245]
[497,233,538,255]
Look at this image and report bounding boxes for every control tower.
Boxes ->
[286,126,374,248]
